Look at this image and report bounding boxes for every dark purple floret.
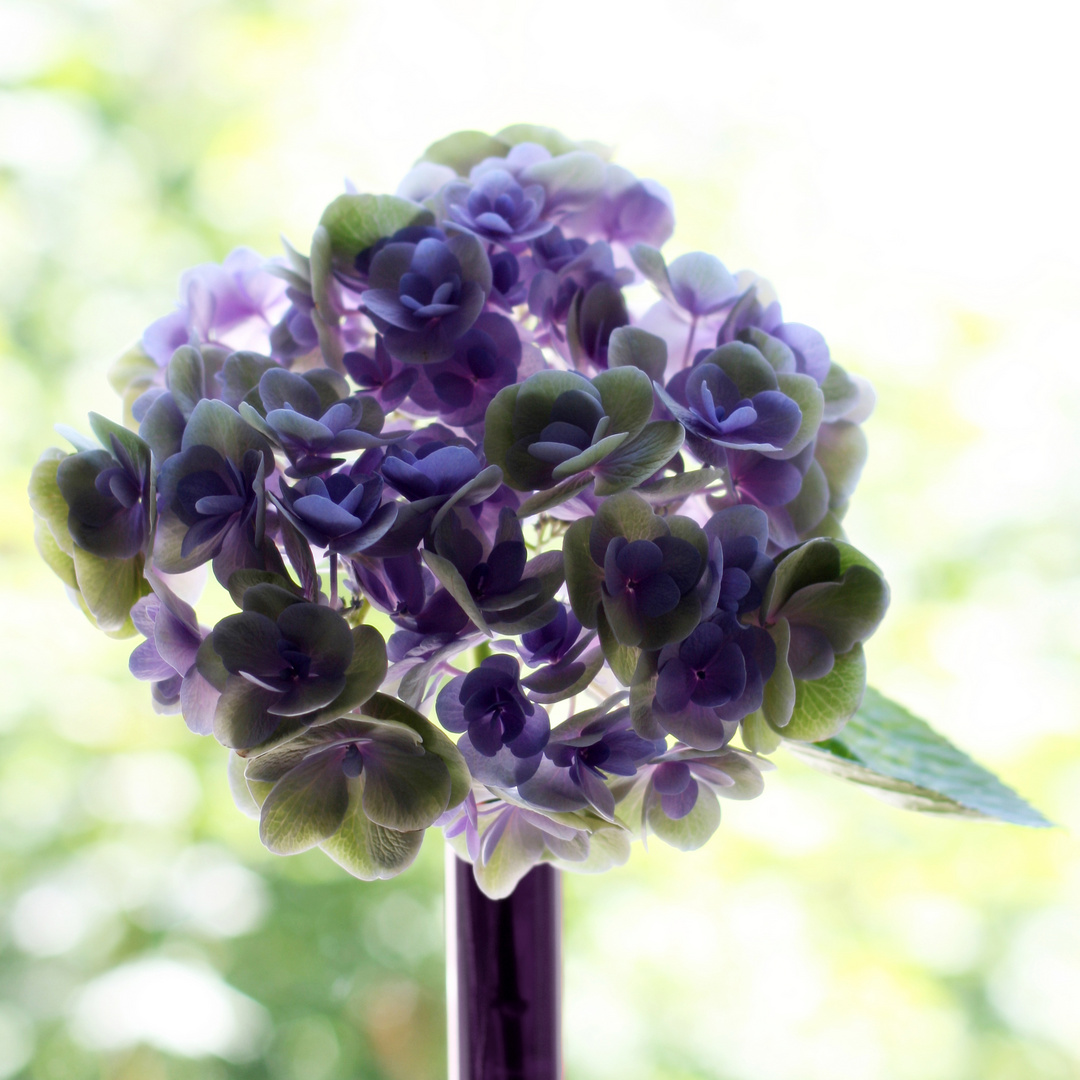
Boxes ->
[569,279,629,368]
[488,250,527,309]
[436,655,550,786]
[652,611,776,748]
[269,287,319,364]
[254,367,385,476]
[362,236,487,365]
[380,442,483,502]
[354,225,447,278]
[342,336,419,412]
[129,585,218,734]
[407,313,522,427]
[518,706,664,820]
[273,469,397,555]
[520,605,583,666]
[650,761,699,819]
[717,290,831,385]
[444,170,551,246]
[208,595,354,747]
[658,364,801,460]
[56,435,151,560]
[155,444,268,583]
[526,385,604,468]
[531,227,589,274]
[602,535,703,621]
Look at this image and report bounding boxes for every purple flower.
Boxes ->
[361,235,489,365]
[702,505,776,618]
[519,605,583,666]
[442,169,551,246]
[354,225,448,279]
[273,469,397,555]
[726,442,817,552]
[129,582,218,734]
[656,363,802,462]
[207,592,355,748]
[436,790,481,861]
[602,534,704,630]
[653,611,776,749]
[717,284,831,385]
[56,434,151,561]
[437,655,550,786]
[248,367,385,477]
[488,250,527,309]
[518,702,664,820]
[142,248,288,365]
[561,164,674,250]
[406,313,522,427]
[380,442,483,502]
[269,287,320,364]
[342,336,419,412]
[628,746,768,845]
[154,444,269,584]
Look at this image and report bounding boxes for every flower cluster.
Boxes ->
[31,125,890,897]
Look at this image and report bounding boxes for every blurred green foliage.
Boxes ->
[3,1,1079,1078]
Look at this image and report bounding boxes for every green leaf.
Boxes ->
[420,130,509,173]
[359,740,451,832]
[592,366,655,439]
[816,420,868,508]
[782,643,866,741]
[607,326,668,383]
[164,346,206,418]
[421,550,490,635]
[597,607,639,686]
[629,244,675,303]
[471,814,546,900]
[772,372,825,459]
[516,473,595,517]
[593,421,686,496]
[33,517,77,589]
[764,537,842,619]
[72,548,145,635]
[319,193,435,262]
[707,342,780,397]
[637,466,728,502]
[181,399,274,471]
[788,687,1052,827]
[588,491,666,564]
[259,749,350,854]
[319,796,425,881]
[820,362,861,421]
[481,383,520,479]
[360,693,471,810]
[741,709,782,754]
[563,518,603,628]
[784,459,830,537]
[88,412,150,474]
[496,124,580,156]
[557,822,631,874]
[763,619,796,728]
[29,450,74,554]
[647,786,721,850]
[228,751,263,820]
[781,564,890,655]
[307,624,388,723]
[550,431,628,481]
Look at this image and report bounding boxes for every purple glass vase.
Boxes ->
[446,850,563,1080]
